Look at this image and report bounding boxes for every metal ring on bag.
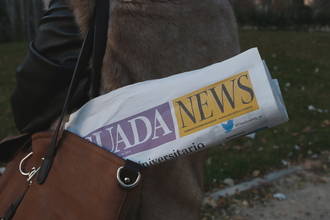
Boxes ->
[19,152,34,176]
[19,152,43,183]
[116,166,141,189]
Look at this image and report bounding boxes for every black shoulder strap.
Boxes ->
[37,0,110,184]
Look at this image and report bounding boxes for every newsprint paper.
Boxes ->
[65,48,289,167]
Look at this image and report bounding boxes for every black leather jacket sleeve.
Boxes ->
[11,0,89,133]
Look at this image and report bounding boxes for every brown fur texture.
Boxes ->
[64,0,240,219]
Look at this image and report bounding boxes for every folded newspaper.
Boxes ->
[65,48,288,167]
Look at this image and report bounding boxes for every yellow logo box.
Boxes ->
[173,71,259,137]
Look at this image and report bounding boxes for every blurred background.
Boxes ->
[1,0,330,42]
[0,0,329,218]
[233,0,330,30]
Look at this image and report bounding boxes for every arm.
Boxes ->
[11,0,89,133]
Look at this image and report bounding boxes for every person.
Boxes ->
[9,0,240,219]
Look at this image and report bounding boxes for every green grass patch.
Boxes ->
[205,30,330,190]
[0,42,26,139]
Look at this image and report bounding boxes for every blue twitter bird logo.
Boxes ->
[221,120,234,133]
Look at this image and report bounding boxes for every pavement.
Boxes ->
[202,155,330,220]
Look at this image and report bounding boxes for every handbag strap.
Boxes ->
[37,0,110,184]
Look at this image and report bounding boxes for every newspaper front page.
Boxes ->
[65,48,289,166]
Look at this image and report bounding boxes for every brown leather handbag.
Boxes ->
[0,131,142,220]
[0,0,143,219]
